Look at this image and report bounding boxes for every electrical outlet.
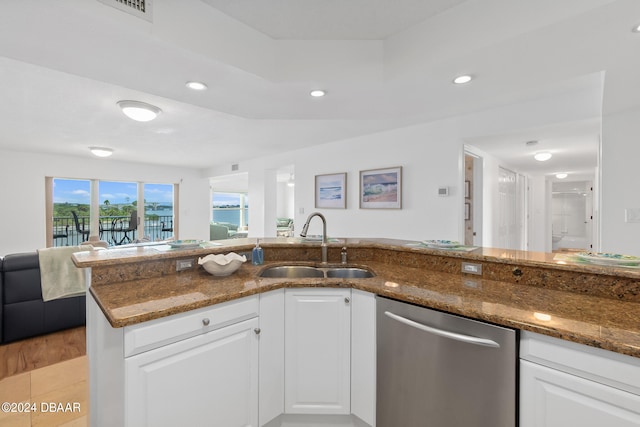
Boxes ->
[461,262,482,275]
[176,259,194,271]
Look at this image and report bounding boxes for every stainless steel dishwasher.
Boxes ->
[376,296,516,427]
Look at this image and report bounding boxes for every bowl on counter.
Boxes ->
[198,253,247,276]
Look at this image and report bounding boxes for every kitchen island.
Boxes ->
[74,238,640,427]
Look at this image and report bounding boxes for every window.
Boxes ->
[212,192,248,229]
[144,183,175,240]
[47,178,177,247]
[99,181,138,245]
[50,178,91,246]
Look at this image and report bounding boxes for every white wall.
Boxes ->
[601,106,640,255]
[218,118,464,241]
[0,149,210,256]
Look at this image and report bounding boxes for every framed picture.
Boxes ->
[464,180,470,198]
[315,173,347,209]
[465,202,471,220]
[360,166,402,209]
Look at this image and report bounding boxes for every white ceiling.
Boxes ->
[0,0,637,173]
[199,0,467,39]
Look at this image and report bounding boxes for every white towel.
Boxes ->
[38,246,87,302]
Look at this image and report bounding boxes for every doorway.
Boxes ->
[463,152,483,246]
[551,180,593,251]
[497,167,527,250]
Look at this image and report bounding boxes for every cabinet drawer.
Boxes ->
[520,331,640,395]
[124,295,259,357]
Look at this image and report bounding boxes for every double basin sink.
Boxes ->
[259,264,375,279]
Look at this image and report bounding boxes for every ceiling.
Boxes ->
[0,0,637,173]
[199,0,467,40]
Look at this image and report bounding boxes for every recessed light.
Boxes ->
[632,23,640,32]
[310,90,326,97]
[555,173,568,179]
[534,152,552,161]
[186,81,207,90]
[453,75,473,84]
[117,100,162,122]
[89,147,114,157]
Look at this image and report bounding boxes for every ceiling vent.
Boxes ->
[98,0,152,22]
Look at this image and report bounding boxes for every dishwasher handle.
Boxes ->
[384,311,500,348]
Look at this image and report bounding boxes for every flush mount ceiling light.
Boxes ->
[89,147,113,158]
[117,100,162,122]
[185,81,208,90]
[310,90,326,97]
[555,173,568,179]
[452,74,473,84]
[534,151,552,162]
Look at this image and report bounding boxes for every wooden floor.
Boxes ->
[0,327,88,426]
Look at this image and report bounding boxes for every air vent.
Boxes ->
[98,0,152,22]
[231,164,239,171]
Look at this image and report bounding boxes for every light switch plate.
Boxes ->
[625,208,640,223]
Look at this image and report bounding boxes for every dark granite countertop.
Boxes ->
[75,238,640,358]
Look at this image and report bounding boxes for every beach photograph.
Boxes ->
[360,167,402,209]
[315,172,347,209]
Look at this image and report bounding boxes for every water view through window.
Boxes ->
[212,192,248,227]
[52,179,174,246]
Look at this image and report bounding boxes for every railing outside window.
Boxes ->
[52,214,174,247]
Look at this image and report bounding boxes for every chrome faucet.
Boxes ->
[300,212,328,263]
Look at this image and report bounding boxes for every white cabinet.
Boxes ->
[520,360,640,427]
[126,317,259,427]
[88,294,260,427]
[284,288,351,414]
[259,289,285,426]
[520,331,640,427]
[350,289,376,427]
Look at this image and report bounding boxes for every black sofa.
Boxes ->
[0,252,86,344]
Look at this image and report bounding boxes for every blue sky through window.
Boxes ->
[53,180,174,204]
[53,179,90,204]
[212,192,247,207]
[99,181,137,205]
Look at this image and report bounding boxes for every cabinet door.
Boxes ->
[351,289,376,426]
[259,289,285,426]
[126,317,259,427]
[520,360,640,427]
[284,288,351,414]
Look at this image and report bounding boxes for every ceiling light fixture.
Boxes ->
[633,23,640,32]
[117,100,162,122]
[534,151,552,162]
[555,173,568,179]
[453,75,473,84]
[310,90,326,97]
[186,81,208,90]
[89,147,114,157]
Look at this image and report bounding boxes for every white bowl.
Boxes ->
[198,253,247,276]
